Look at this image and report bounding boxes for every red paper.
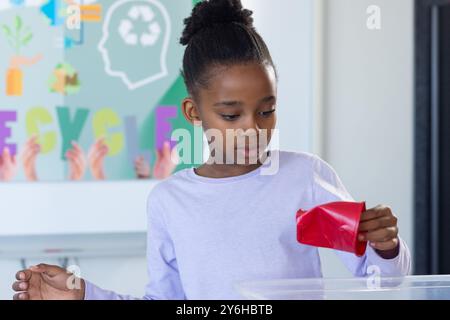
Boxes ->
[296,201,367,257]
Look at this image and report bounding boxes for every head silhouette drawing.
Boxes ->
[98,0,171,90]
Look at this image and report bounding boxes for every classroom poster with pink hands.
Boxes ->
[0,0,202,182]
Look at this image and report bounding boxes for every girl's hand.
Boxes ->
[134,156,151,179]
[12,264,84,300]
[152,141,178,180]
[358,205,400,259]
[21,136,40,181]
[66,141,87,181]
[88,138,109,180]
[0,147,17,181]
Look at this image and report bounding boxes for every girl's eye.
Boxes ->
[221,114,240,121]
[259,109,276,117]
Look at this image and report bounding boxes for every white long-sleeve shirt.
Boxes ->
[85,150,411,300]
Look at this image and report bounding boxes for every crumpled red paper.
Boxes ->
[296,201,367,257]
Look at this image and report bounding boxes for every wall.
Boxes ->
[318,0,415,277]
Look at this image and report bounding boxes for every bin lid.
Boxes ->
[235,275,450,300]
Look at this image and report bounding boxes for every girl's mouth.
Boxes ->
[236,146,259,159]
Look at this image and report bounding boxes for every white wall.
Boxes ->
[243,0,314,152]
[318,0,415,277]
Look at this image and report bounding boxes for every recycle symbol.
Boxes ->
[118,5,161,47]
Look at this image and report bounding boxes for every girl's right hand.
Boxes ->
[12,264,85,300]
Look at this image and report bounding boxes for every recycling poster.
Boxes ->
[0,0,202,182]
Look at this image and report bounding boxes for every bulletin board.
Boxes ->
[0,0,201,182]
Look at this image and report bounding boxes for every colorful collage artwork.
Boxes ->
[0,0,202,182]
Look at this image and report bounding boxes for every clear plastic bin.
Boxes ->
[235,275,450,300]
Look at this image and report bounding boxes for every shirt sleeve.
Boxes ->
[311,154,412,277]
[84,190,186,300]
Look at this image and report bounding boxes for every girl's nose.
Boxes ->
[241,115,262,133]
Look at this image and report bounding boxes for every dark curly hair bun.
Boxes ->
[180,0,276,97]
[180,0,254,46]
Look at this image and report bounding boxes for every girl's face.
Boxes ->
[182,62,277,165]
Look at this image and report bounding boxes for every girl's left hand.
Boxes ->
[358,205,400,258]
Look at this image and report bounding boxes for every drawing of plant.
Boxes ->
[1,15,41,96]
[2,15,33,55]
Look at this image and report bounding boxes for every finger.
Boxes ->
[13,292,29,300]
[155,147,162,162]
[97,138,108,150]
[70,147,85,166]
[134,162,143,170]
[25,137,40,151]
[92,148,108,165]
[67,155,77,172]
[67,152,82,171]
[12,280,28,292]
[88,147,102,162]
[360,205,392,222]
[170,146,180,165]
[71,147,86,171]
[359,215,397,232]
[88,139,103,156]
[370,238,399,251]
[93,144,108,157]
[21,138,37,158]
[136,166,149,175]
[22,149,38,165]
[16,269,32,281]
[135,158,147,168]
[100,143,109,153]
[161,141,171,158]
[362,226,398,242]
[72,158,85,176]
[91,138,103,149]
[2,148,13,166]
[134,163,144,171]
[30,144,40,155]
[27,135,37,144]
[25,137,37,149]
[96,137,105,145]
[71,141,82,153]
[30,263,61,277]
[66,150,74,159]
[74,155,85,171]
[20,144,32,161]
[97,146,109,160]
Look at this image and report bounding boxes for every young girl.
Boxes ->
[12,0,411,300]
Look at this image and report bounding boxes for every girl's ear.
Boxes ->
[181,98,202,126]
